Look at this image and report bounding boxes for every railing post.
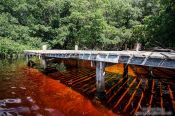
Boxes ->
[42,45,47,50]
[75,45,78,51]
[96,61,106,94]
[135,42,141,51]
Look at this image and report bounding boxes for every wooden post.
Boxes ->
[91,61,95,67]
[26,55,29,64]
[75,45,78,51]
[125,44,128,50]
[135,43,141,51]
[75,59,79,68]
[75,45,79,67]
[96,61,105,93]
[123,64,128,82]
[41,56,47,70]
[26,55,31,67]
[41,45,47,70]
[148,67,154,79]
[42,45,47,50]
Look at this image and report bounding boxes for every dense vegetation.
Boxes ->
[0,0,174,55]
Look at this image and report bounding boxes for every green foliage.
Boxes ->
[0,37,28,54]
[53,62,66,72]
[0,0,174,55]
[132,0,175,48]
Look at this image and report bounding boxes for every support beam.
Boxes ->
[75,59,79,68]
[26,55,31,67]
[123,64,128,82]
[41,45,47,70]
[91,61,95,67]
[41,56,47,70]
[26,55,36,67]
[148,67,154,79]
[96,61,105,93]
[26,55,29,64]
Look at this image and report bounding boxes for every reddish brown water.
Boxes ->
[0,59,175,116]
[0,59,116,116]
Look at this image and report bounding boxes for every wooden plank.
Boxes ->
[24,50,175,60]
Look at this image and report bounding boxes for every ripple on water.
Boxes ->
[45,108,64,116]
[20,87,26,90]
[5,98,21,104]
[31,104,40,111]
[11,92,16,95]
[26,96,35,103]
[0,98,22,106]
[0,107,31,114]
[0,99,25,115]
[0,101,6,107]
[10,87,16,89]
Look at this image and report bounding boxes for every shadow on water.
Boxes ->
[0,58,175,116]
[41,60,175,116]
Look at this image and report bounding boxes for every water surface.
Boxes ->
[0,59,115,116]
[0,58,175,116]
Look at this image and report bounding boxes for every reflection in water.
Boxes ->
[0,58,175,116]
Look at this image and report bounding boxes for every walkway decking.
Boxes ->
[24,50,175,69]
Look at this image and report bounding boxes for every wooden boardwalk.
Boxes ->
[24,49,175,115]
[24,50,175,69]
